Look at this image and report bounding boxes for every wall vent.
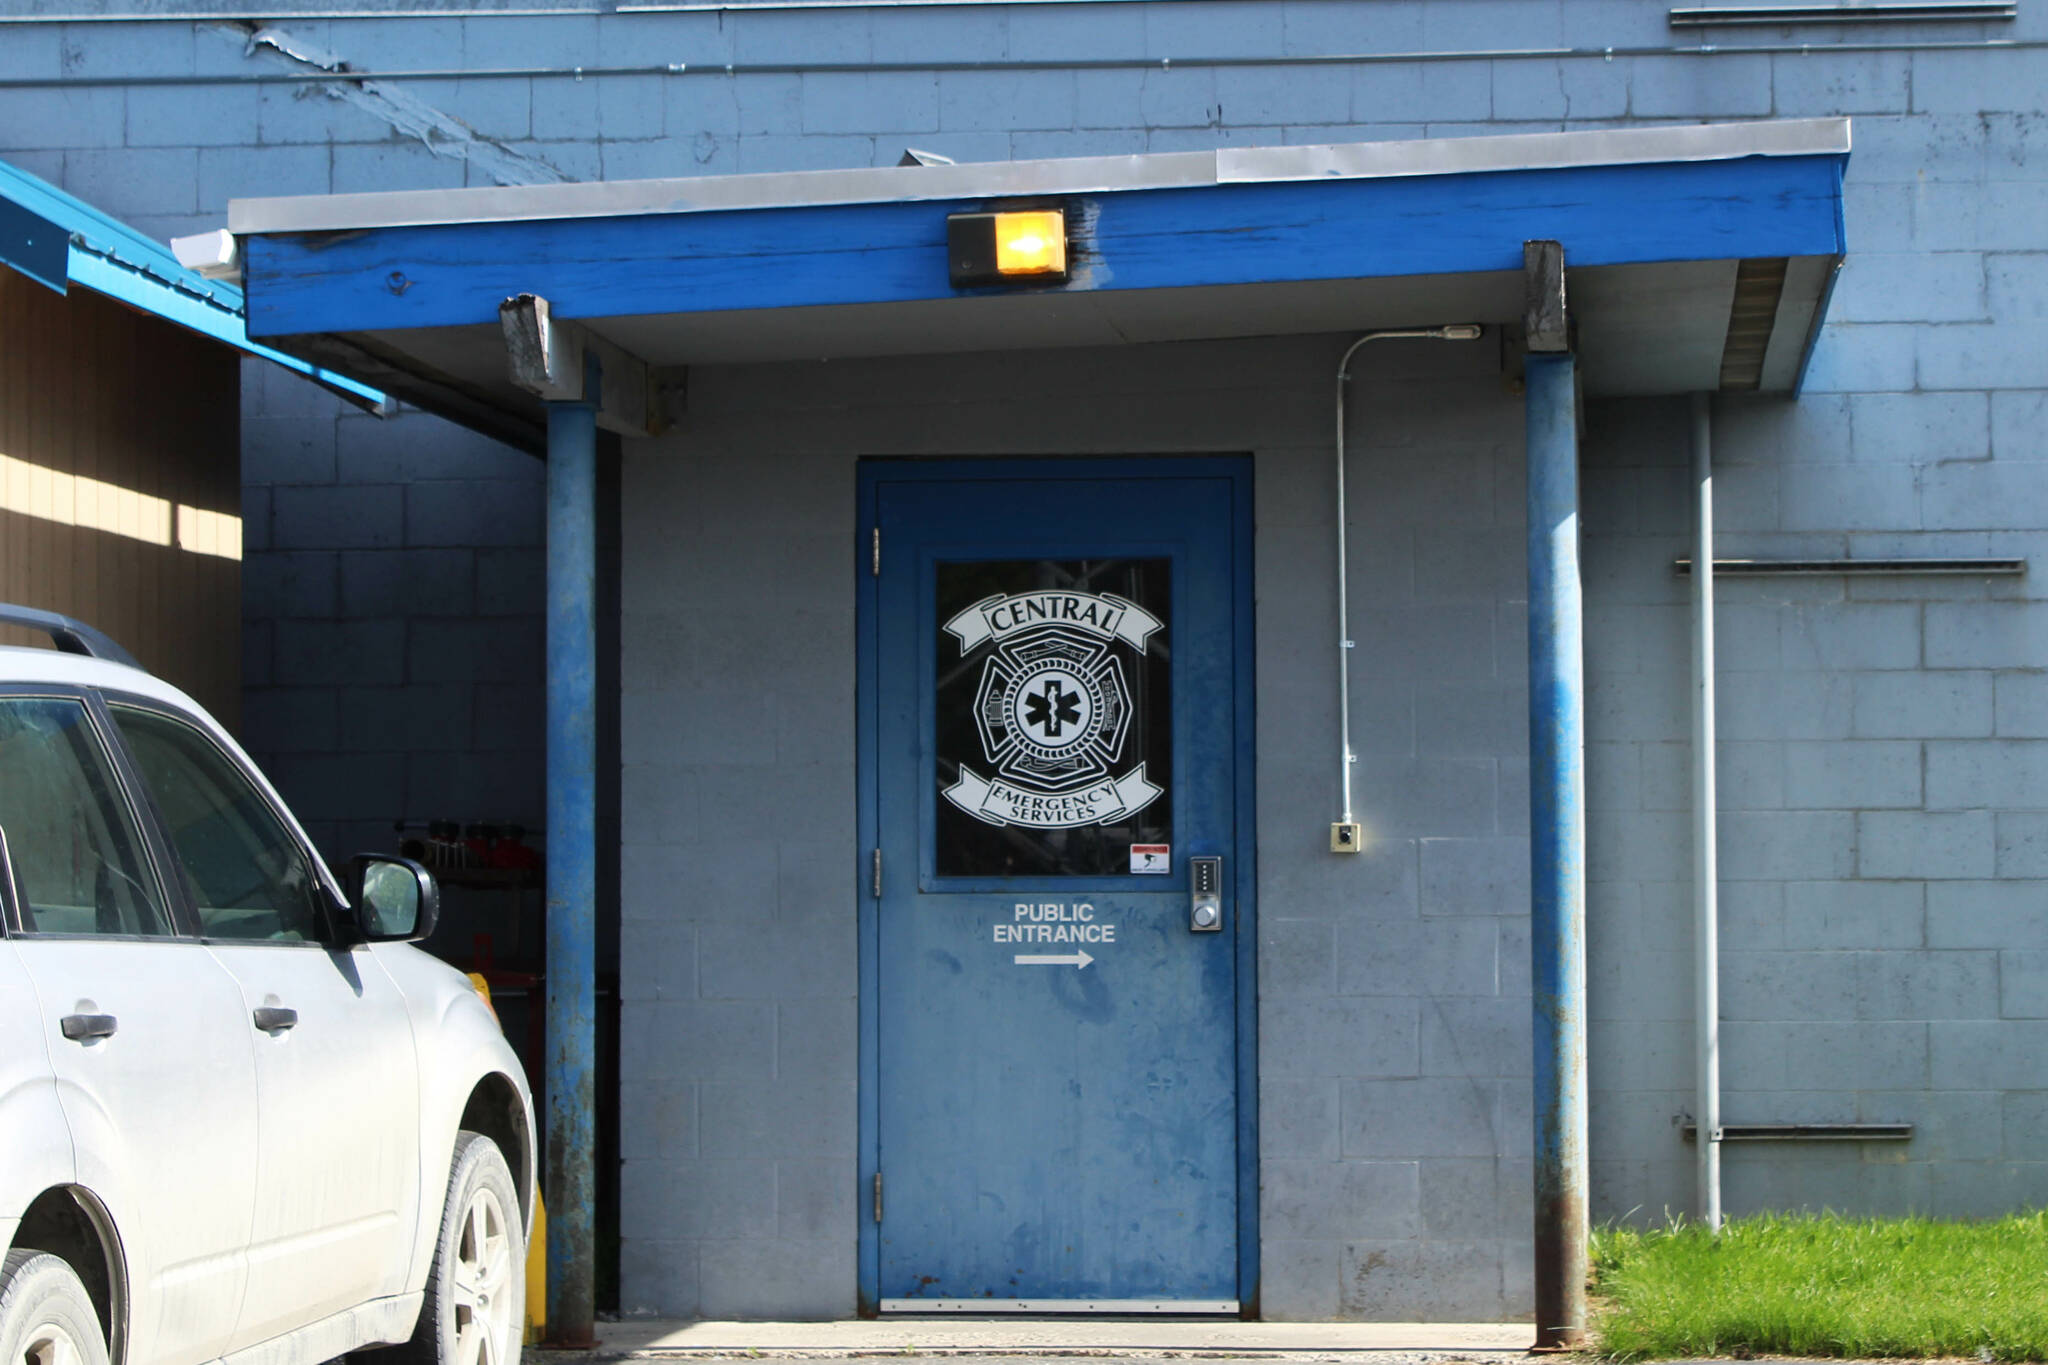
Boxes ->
[1672,3,2014,26]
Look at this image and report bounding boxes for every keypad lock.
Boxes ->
[1190,856,1223,932]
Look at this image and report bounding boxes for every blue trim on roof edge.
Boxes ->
[243,152,1849,340]
[0,156,385,406]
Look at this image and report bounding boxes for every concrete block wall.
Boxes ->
[239,358,546,861]
[617,335,1530,1320]
[1582,391,2048,1221]
[1571,31,2048,1217]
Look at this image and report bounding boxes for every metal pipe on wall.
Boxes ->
[1689,391,1723,1233]
[1331,325,1481,841]
[1525,351,1588,1351]
[545,384,599,1348]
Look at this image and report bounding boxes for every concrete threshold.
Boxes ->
[538,1319,1537,1362]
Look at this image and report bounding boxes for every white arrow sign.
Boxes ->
[1014,950,1094,970]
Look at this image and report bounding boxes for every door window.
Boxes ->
[934,557,1173,877]
[108,705,327,943]
[0,696,166,936]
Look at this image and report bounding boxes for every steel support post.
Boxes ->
[545,389,598,1348]
[1525,350,1588,1351]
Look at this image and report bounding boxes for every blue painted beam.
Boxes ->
[544,381,598,1348]
[1525,350,1587,1352]
[0,196,67,293]
[244,155,1846,339]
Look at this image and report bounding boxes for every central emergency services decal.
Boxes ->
[942,589,1164,829]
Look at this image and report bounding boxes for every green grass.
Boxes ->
[1590,1211,2048,1361]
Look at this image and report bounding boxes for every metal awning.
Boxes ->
[228,118,1849,449]
[0,156,385,409]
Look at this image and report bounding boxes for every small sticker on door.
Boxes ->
[1130,844,1170,874]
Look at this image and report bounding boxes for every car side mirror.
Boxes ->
[347,854,439,943]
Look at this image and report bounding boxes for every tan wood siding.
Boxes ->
[0,268,242,730]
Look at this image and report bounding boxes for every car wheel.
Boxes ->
[0,1250,110,1365]
[391,1132,524,1365]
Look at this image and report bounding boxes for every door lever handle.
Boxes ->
[61,1013,118,1041]
[253,1006,299,1032]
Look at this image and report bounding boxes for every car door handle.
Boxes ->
[60,1013,118,1041]
[252,1006,299,1032]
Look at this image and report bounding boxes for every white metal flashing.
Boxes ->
[228,117,1851,237]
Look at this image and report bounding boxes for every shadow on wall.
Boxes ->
[238,361,547,866]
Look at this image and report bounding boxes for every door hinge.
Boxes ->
[871,847,882,898]
[871,526,881,576]
[873,1170,883,1222]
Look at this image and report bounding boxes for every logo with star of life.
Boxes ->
[941,589,1164,830]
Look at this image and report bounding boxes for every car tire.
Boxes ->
[388,1132,525,1365]
[0,1250,110,1365]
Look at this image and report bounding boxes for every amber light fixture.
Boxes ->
[948,209,1069,287]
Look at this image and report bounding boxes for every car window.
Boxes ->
[0,696,168,937]
[108,704,328,944]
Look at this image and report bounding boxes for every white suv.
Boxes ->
[0,606,534,1365]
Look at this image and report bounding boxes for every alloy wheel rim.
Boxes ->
[450,1185,517,1365]
[22,1320,85,1365]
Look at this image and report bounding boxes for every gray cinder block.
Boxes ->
[1262,1159,1421,1241]
[1772,51,1912,119]
[239,687,340,755]
[1260,1078,1342,1161]
[1268,998,1421,1080]
[404,479,543,550]
[1340,917,1499,998]
[1928,880,2048,948]
[776,1159,857,1240]
[1858,810,1997,879]
[1996,813,2048,877]
[1856,950,2001,1019]
[273,485,403,551]
[1341,1077,1499,1159]
[1926,740,2048,809]
[1418,839,1530,918]
[1783,741,1923,809]
[1998,951,2048,1018]
[274,619,405,687]
[1782,879,1926,949]
[1931,1020,2048,1089]
[1782,603,1921,671]
[1339,1238,1505,1321]
[697,1237,856,1320]
[1420,998,1530,1078]
[618,1158,776,1241]
[697,1080,855,1159]
[1254,1239,1341,1321]
[243,551,339,620]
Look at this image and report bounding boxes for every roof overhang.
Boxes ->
[0,157,385,410]
[231,118,1849,450]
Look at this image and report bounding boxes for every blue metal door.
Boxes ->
[859,458,1255,1313]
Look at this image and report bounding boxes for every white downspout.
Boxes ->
[1690,390,1723,1232]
